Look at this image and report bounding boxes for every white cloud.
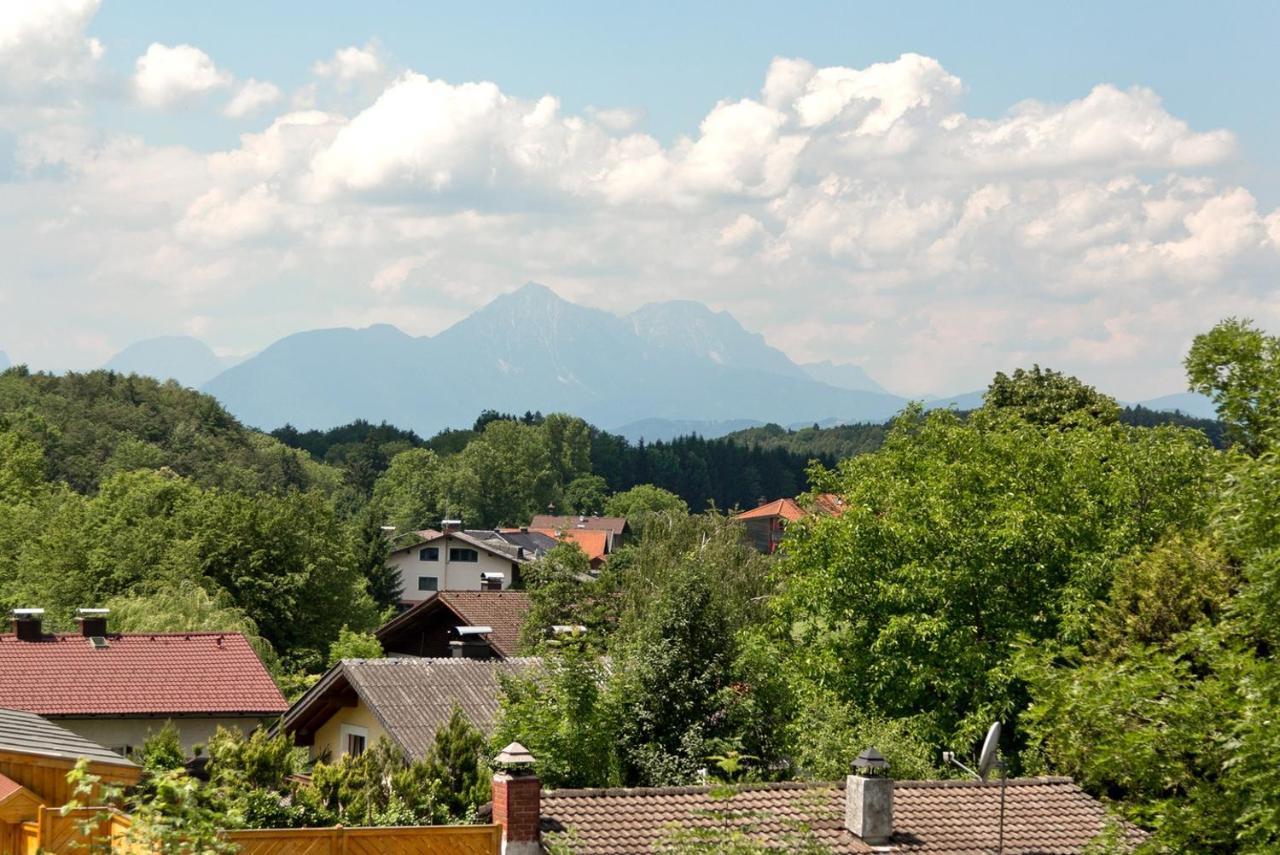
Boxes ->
[0,0,103,101]
[1,51,1278,401]
[223,78,282,118]
[312,41,385,82]
[133,43,231,109]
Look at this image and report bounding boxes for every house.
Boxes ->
[486,748,1145,854]
[528,515,628,550]
[387,523,550,600]
[375,590,532,659]
[279,657,539,762]
[0,609,287,756]
[735,493,846,553]
[0,707,141,848]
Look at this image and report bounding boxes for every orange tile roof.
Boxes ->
[0,633,286,717]
[539,777,1146,853]
[530,528,609,564]
[735,498,808,522]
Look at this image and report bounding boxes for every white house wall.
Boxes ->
[390,534,517,600]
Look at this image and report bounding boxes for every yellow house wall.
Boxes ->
[309,699,390,763]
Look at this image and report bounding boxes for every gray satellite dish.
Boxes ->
[977,721,1001,780]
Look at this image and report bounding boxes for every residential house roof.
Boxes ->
[0,707,140,768]
[527,528,610,565]
[529,515,629,537]
[377,591,532,658]
[281,657,539,761]
[538,777,1144,853]
[0,632,287,717]
[391,529,537,563]
[735,493,846,522]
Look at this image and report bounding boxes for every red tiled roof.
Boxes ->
[0,771,22,801]
[735,498,808,522]
[539,777,1145,854]
[529,528,609,564]
[0,633,287,717]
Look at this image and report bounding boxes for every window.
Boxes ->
[449,548,479,562]
[418,576,438,592]
[419,547,439,561]
[340,724,368,757]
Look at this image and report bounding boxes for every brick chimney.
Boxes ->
[493,742,540,855]
[846,746,893,845]
[76,608,109,637]
[10,608,44,642]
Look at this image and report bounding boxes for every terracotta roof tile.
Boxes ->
[539,777,1145,854]
[529,516,628,537]
[439,591,532,657]
[735,498,808,522]
[0,633,286,717]
[529,528,609,564]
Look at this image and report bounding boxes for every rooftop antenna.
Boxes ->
[943,721,1006,855]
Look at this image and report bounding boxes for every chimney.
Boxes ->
[10,608,44,642]
[442,519,463,534]
[493,742,540,855]
[76,608,109,637]
[846,747,893,845]
[449,626,496,660]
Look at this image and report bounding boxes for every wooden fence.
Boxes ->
[9,806,501,855]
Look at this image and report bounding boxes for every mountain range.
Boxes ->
[69,282,1215,438]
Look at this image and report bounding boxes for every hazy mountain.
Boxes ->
[1136,391,1217,420]
[104,336,230,387]
[801,360,887,394]
[628,301,807,380]
[613,418,766,443]
[202,282,909,433]
[923,390,986,411]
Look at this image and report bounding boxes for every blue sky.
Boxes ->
[2,1,1278,397]
[86,0,1280,194]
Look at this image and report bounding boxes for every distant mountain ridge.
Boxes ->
[103,336,232,388]
[201,283,907,434]
[88,283,1217,436]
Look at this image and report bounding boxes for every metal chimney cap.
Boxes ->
[11,608,44,616]
[853,746,889,774]
[76,608,110,616]
[494,741,536,766]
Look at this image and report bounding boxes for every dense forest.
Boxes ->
[723,403,1225,459]
[3,320,1277,850]
[271,410,831,515]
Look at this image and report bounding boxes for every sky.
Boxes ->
[1,0,1279,398]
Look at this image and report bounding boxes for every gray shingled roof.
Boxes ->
[341,658,539,761]
[0,707,138,768]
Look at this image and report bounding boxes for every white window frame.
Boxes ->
[339,723,368,757]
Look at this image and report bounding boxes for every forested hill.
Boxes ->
[271,410,831,514]
[725,403,1226,459]
[0,367,338,494]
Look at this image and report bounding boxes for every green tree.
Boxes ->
[773,400,1213,752]
[354,504,402,610]
[562,474,609,515]
[603,483,688,535]
[1186,317,1280,454]
[423,705,491,821]
[984,364,1120,426]
[327,625,383,667]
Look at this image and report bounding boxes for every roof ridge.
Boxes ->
[543,776,1079,799]
[346,655,541,665]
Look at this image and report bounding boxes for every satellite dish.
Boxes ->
[977,721,1001,780]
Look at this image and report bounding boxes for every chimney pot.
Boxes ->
[10,608,44,642]
[493,744,540,854]
[846,746,893,844]
[76,608,109,638]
